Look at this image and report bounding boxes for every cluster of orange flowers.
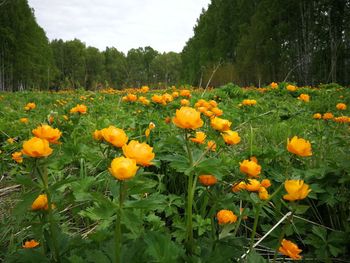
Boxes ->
[93,125,155,180]
[194,98,221,115]
[241,99,257,106]
[70,104,87,114]
[298,94,310,102]
[24,102,36,111]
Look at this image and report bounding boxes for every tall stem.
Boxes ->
[249,204,262,252]
[184,131,195,254]
[37,163,60,262]
[115,181,124,263]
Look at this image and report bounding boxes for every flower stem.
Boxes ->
[249,204,262,252]
[37,164,60,262]
[115,181,124,263]
[272,213,292,263]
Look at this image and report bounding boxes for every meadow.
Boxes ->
[0,82,349,262]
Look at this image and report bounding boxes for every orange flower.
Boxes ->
[24,102,36,111]
[162,93,173,103]
[242,99,257,106]
[261,179,271,188]
[152,94,166,105]
[23,239,40,248]
[211,107,223,116]
[232,181,246,192]
[210,117,232,132]
[334,116,350,123]
[31,194,49,210]
[207,140,216,151]
[109,157,138,180]
[20,118,29,124]
[239,159,261,178]
[70,104,87,114]
[180,89,191,97]
[286,85,297,92]
[126,93,137,102]
[32,124,62,144]
[190,131,206,144]
[198,175,217,186]
[181,99,190,106]
[245,179,261,192]
[172,91,179,98]
[165,116,171,124]
[270,82,278,89]
[283,180,311,201]
[221,130,241,145]
[209,100,218,108]
[141,86,149,93]
[93,130,102,141]
[22,137,53,158]
[12,151,23,163]
[122,140,155,166]
[279,239,302,260]
[217,210,237,225]
[322,112,334,120]
[172,107,203,129]
[313,113,322,119]
[100,126,128,148]
[287,136,312,157]
[258,187,269,200]
[336,103,347,110]
[298,94,310,102]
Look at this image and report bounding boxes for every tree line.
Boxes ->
[1,0,349,91]
[182,0,350,87]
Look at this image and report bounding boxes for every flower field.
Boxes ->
[0,83,349,262]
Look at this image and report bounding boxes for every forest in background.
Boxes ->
[0,0,349,91]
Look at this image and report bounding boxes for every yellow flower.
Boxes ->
[32,124,62,144]
[336,103,347,110]
[239,159,261,178]
[334,116,350,123]
[12,151,23,163]
[70,104,87,114]
[93,130,102,141]
[287,136,312,157]
[22,137,53,158]
[63,115,69,121]
[198,175,217,186]
[31,194,49,210]
[313,113,322,119]
[221,130,241,145]
[7,138,15,144]
[283,180,311,201]
[126,93,137,102]
[162,93,173,103]
[22,239,40,249]
[152,94,165,105]
[172,107,203,129]
[209,100,218,108]
[207,140,217,151]
[217,210,237,225]
[210,117,231,132]
[245,179,261,192]
[298,94,310,102]
[100,126,128,148]
[141,85,149,93]
[190,131,206,144]
[172,91,179,98]
[20,118,29,124]
[258,187,269,200]
[279,239,302,260]
[109,157,138,180]
[122,140,155,166]
[322,112,334,120]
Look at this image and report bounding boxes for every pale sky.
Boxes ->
[28,0,210,54]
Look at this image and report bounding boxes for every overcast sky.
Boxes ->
[27,0,210,54]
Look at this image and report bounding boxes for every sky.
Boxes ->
[28,0,211,54]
